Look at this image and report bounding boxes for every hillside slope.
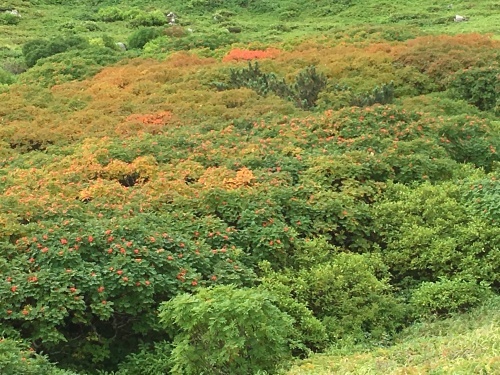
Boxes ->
[0,1,499,374]
[288,297,500,374]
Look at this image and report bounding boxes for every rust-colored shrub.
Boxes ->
[222,48,281,62]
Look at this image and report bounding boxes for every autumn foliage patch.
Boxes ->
[1,31,500,374]
[222,48,281,62]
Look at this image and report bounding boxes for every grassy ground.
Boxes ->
[1,0,499,55]
[287,297,500,374]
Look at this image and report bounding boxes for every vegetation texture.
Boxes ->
[0,0,499,374]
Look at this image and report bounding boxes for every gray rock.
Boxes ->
[5,9,21,17]
[116,42,127,51]
[166,12,177,25]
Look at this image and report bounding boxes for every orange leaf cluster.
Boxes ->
[125,111,173,125]
[223,167,256,189]
[222,48,281,62]
[118,111,174,135]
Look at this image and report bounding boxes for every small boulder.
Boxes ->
[5,9,21,17]
[116,42,127,51]
[165,12,177,25]
[454,15,469,22]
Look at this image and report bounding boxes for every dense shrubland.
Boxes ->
[1,0,499,374]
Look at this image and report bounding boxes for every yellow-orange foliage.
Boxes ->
[1,34,499,152]
[222,48,281,62]
[223,167,256,189]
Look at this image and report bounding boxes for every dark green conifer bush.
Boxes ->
[216,62,327,109]
[350,82,395,107]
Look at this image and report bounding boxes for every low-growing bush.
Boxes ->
[129,10,167,28]
[448,66,500,112]
[265,254,405,343]
[0,12,20,25]
[128,28,163,50]
[464,175,500,223]
[215,62,327,109]
[350,81,395,107]
[116,341,173,375]
[97,6,126,22]
[22,36,89,68]
[143,31,239,53]
[410,278,493,318]
[436,115,500,172]
[259,268,329,354]
[373,182,500,289]
[19,46,121,87]
[0,67,15,84]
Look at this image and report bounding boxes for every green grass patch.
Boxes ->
[288,297,500,374]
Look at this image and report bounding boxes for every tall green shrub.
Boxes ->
[159,285,294,375]
[295,254,405,342]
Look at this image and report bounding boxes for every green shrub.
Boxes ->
[449,66,500,112]
[290,65,328,109]
[22,36,89,68]
[216,62,327,110]
[410,278,493,318]
[127,28,162,50]
[259,267,329,354]
[97,6,125,22]
[0,338,77,375]
[116,341,173,375]
[19,46,121,87]
[435,115,500,172]
[373,182,500,289]
[129,10,166,27]
[0,67,15,85]
[1,58,26,75]
[350,82,395,107]
[144,31,239,54]
[188,0,224,11]
[0,12,21,25]
[159,285,294,375]
[465,175,500,223]
[0,213,255,370]
[270,254,405,343]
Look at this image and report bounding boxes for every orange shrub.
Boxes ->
[223,48,281,62]
[394,34,500,87]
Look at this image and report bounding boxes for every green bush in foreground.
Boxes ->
[0,13,20,25]
[159,285,294,375]
[292,253,405,343]
[0,338,77,375]
[373,181,500,289]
